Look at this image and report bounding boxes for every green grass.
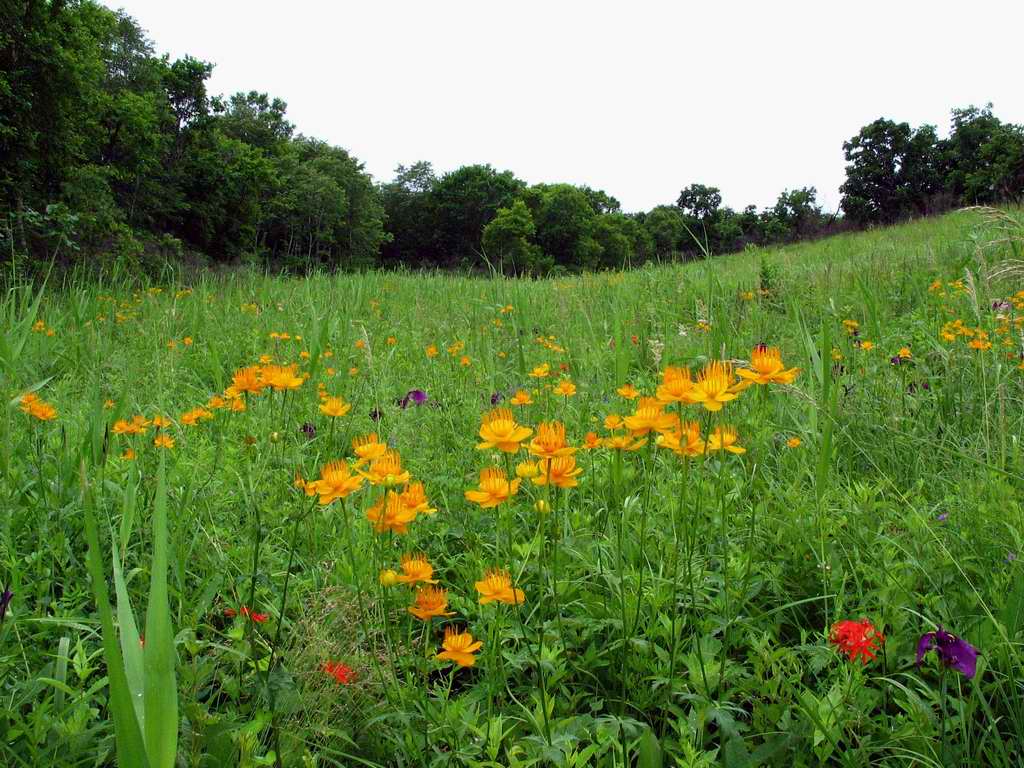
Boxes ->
[2,208,1024,767]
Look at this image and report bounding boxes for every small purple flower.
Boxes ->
[916,627,978,679]
[399,389,428,409]
[0,586,12,623]
[992,300,1011,312]
[936,513,948,522]
[300,422,316,439]
[369,408,383,422]
[490,391,504,406]
[890,356,903,366]
[1007,551,1017,563]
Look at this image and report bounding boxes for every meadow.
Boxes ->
[2,207,1024,767]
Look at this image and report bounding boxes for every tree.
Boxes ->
[528,184,601,269]
[380,161,438,266]
[482,199,545,273]
[429,164,524,266]
[642,206,686,258]
[840,118,941,224]
[676,183,722,221]
[217,91,293,152]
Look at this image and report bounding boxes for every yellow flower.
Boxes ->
[151,415,172,429]
[120,448,137,461]
[359,450,411,487]
[183,336,193,346]
[153,434,175,449]
[396,553,438,586]
[707,425,745,454]
[311,460,364,504]
[319,396,351,418]
[898,347,912,360]
[465,467,520,508]
[379,569,399,587]
[348,367,359,377]
[616,383,640,399]
[553,379,577,397]
[477,408,533,452]
[736,345,801,386]
[529,421,576,460]
[366,490,418,534]
[352,432,388,465]
[786,437,802,448]
[355,339,366,350]
[656,366,695,403]
[623,397,675,435]
[533,455,583,488]
[510,390,533,406]
[656,421,704,457]
[582,431,601,449]
[842,319,860,335]
[688,362,749,412]
[208,395,227,409]
[460,355,471,367]
[475,568,525,605]
[515,460,540,479]
[968,339,992,351]
[103,399,115,410]
[528,363,550,379]
[386,336,397,346]
[436,626,482,667]
[409,586,455,621]
[860,340,875,351]
[426,344,439,358]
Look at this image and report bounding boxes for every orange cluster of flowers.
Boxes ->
[19,392,57,422]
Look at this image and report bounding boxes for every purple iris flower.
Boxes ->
[0,586,12,623]
[490,391,504,406]
[890,356,903,366]
[936,513,948,522]
[916,627,978,679]
[300,422,316,439]
[399,389,428,409]
[369,408,383,422]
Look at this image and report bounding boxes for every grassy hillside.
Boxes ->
[2,208,1023,766]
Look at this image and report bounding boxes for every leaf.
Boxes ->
[81,463,149,767]
[143,456,178,768]
[112,537,145,731]
[636,728,662,768]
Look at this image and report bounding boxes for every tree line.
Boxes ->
[3,1,1023,276]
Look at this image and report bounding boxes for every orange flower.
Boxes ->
[396,553,438,586]
[151,415,171,429]
[582,431,601,449]
[319,396,351,418]
[400,482,437,516]
[688,361,749,412]
[623,397,675,435]
[113,415,151,435]
[180,407,213,426]
[509,390,533,406]
[24,399,57,421]
[706,425,745,454]
[532,455,583,488]
[426,344,439,358]
[436,626,482,667]
[528,421,576,460]
[616,383,640,399]
[553,379,577,397]
[603,433,647,451]
[528,363,550,379]
[311,460,364,504]
[475,568,525,605]
[655,366,695,404]
[260,364,304,391]
[786,436,802,448]
[231,366,265,395]
[359,449,411,487]
[465,467,520,508]
[153,434,175,449]
[604,414,624,430]
[352,432,388,464]
[656,421,704,457]
[515,460,540,479]
[408,586,454,620]
[477,408,533,452]
[735,345,801,385]
[366,491,418,534]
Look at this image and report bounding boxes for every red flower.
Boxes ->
[630,335,639,345]
[223,608,237,618]
[240,605,269,623]
[830,618,884,664]
[323,660,356,685]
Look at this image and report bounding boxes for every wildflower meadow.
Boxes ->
[3,207,1024,767]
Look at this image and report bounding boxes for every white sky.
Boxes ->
[109,0,1024,214]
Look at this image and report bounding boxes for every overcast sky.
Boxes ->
[108,0,1024,214]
